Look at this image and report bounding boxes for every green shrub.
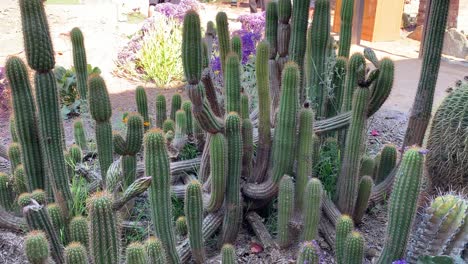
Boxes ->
[314,138,340,197]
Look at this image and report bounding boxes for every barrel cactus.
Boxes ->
[25,230,50,264]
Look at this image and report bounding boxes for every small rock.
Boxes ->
[442,28,468,59]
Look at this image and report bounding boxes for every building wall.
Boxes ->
[417,0,467,33]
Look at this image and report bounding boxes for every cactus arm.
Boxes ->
[277,175,294,248]
[185,181,206,263]
[206,133,227,212]
[337,0,354,58]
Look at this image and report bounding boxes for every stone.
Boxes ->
[442,28,468,59]
[407,25,423,41]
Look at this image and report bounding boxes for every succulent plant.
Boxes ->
[0,173,13,211]
[344,231,365,264]
[336,215,354,264]
[25,230,50,264]
[135,86,150,130]
[145,237,167,264]
[296,106,315,210]
[156,94,167,128]
[353,176,373,224]
[170,93,182,121]
[8,142,21,175]
[73,119,88,151]
[221,244,237,264]
[303,178,323,241]
[296,241,319,264]
[375,144,397,184]
[64,242,88,264]
[185,180,205,263]
[70,27,88,101]
[126,242,146,264]
[176,216,188,236]
[278,175,295,247]
[206,133,226,212]
[69,216,89,249]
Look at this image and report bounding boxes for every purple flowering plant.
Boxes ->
[0,66,10,112]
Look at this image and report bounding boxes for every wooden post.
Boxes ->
[352,0,365,44]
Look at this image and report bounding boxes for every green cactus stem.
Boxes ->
[359,156,374,177]
[303,178,323,241]
[182,101,193,135]
[225,53,241,114]
[46,203,65,239]
[344,231,365,264]
[135,86,150,130]
[176,216,188,236]
[352,176,373,224]
[278,175,295,248]
[363,47,379,68]
[329,57,348,117]
[5,57,45,191]
[182,10,202,85]
[156,94,167,128]
[163,119,175,133]
[185,83,224,134]
[336,215,354,264]
[377,148,424,264]
[341,53,365,113]
[145,237,167,264]
[242,118,254,181]
[277,0,292,58]
[13,165,28,194]
[70,27,88,101]
[206,133,226,212]
[126,242,146,264]
[265,2,278,59]
[73,119,88,151]
[185,180,205,263]
[0,173,13,211]
[170,93,182,121]
[367,58,394,117]
[145,129,179,263]
[221,113,243,244]
[240,93,249,120]
[338,0,354,58]
[216,12,230,74]
[64,242,88,264]
[375,144,397,184]
[9,115,19,143]
[87,191,120,264]
[8,143,21,175]
[231,35,242,61]
[69,216,89,249]
[296,105,315,210]
[31,189,46,205]
[336,86,370,214]
[174,109,187,148]
[221,244,236,264]
[18,192,32,208]
[296,242,319,264]
[25,230,50,264]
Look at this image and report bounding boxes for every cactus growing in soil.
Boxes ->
[13,165,28,194]
[182,101,193,135]
[176,216,188,236]
[265,2,278,59]
[338,0,354,58]
[353,176,373,224]
[336,215,354,264]
[296,106,315,210]
[47,203,65,237]
[359,156,374,177]
[278,175,295,248]
[170,93,182,121]
[221,113,243,244]
[185,180,205,263]
[87,191,120,264]
[231,35,242,61]
[225,53,241,114]
[126,242,146,264]
[73,119,88,151]
[25,230,50,264]
[375,144,397,184]
[8,142,21,175]
[145,237,167,264]
[163,119,175,133]
[174,109,187,148]
[221,244,236,264]
[64,242,88,264]
[135,86,150,130]
[0,173,13,211]
[303,178,323,241]
[70,27,88,101]
[296,242,319,264]
[88,75,113,184]
[145,129,179,263]
[344,231,364,264]
[182,10,202,84]
[5,57,45,192]
[156,94,167,128]
[216,12,230,74]
[377,148,424,264]
[69,216,89,249]
[206,133,227,212]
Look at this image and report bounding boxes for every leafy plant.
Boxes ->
[70,175,89,217]
[179,143,199,161]
[314,138,340,197]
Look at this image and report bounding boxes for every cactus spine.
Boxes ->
[69,216,89,249]
[5,57,45,191]
[296,242,319,264]
[225,53,241,113]
[206,133,226,212]
[135,86,150,130]
[338,0,354,58]
[182,101,193,135]
[25,230,50,264]
[377,148,424,264]
[185,180,205,263]
[176,216,188,236]
[0,173,13,211]
[221,113,243,243]
[65,242,88,264]
[303,178,323,241]
[145,129,179,263]
[73,119,88,151]
[88,192,120,264]
[352,176,373,224]
[231,35,242,61]
[182,10,202,84]
[221,244,236,264]
[170,93,182,121]
[70,27,88,101]
[278,175,294,248]
[216,12,230,74]
[145,237,167,264]
[156,94,167,128]
[336,215,354,264]
[375,144,397,184]
[296,106,315,210]
[336,86,370,214]
[344,231,364,264]
[126,242,146,264]
[265,2,278,59]
[8,142,21,175]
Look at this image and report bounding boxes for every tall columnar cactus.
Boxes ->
[375,144,397,184]
[5,57,45,192]
[336,86,370,214]
[88,75,113,185]
[176,216,188,236]
[135,86,150,130]
[352,176,373,224]
[221,113,243,243]
[69,216,89,249]
[64,242,88,264]
[216,12,230,74]
[303,178,323,241]
[240,93,249,120]
[0,173,13,211]
[407,194,468,261]
[70,27,88,101]
[174,109,187,148]
[73,119,88,151]
[341,53,366,113]
[182,10,202,84]
[252,41,271,183]
[156,94,167,128]
[359,156,374,177]
[182,101,193,135]
[144,129,179,263]
[206,133,226,212]
[170,93,182,121]
[338,0,354,58]
[185,180,205,263]
[308,0,330,116]
[344,231,364,264]
[8,142,21,175]
[25,230,50,264]
[145,237,167,264]
[231,35,242,61]
[126,242,146,264]
[24,203,64,264]
[47,203,65,239]
[221,244,236,264]
[277,0,291,69]
[403,0,450,147]
[336,215,354,264]
[9,115,19,143]
[87,192,120,264]
[329,57,347,117]
[296,242,319,264]
[277,175,295,248]
[377,148,424,264]
[13,165,28,194]
[265,1,278,59]
[296,106,314,210]
[242,118,254,180]
[225,53,241,114]
[368,58,394,117]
